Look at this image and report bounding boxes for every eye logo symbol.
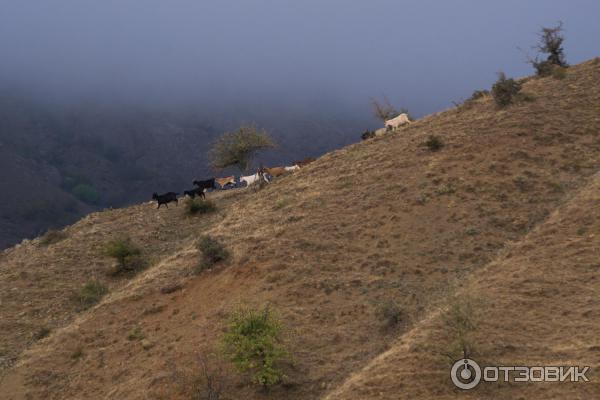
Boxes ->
[451,358,481,389]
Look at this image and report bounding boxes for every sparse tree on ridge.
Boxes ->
[371,96,399,122]
[209,124,275,173]
[530,22,568,76]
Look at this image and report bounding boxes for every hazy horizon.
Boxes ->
[1,1,599,121]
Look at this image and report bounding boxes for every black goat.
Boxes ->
[193,178,216,191]
[152,192,179,209]
[183,187,206,199]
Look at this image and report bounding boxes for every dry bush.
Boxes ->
[72,280,108,310]
[196,236,229,274]
[491,72,522,107]
[530,22,568,77]
[103,236,146,276]
[39,229,67,246]
[185,198,217,215]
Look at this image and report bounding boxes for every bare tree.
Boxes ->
[370,96,399,122]
[530,22,568,76]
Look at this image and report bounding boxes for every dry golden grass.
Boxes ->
[1,59,600,399]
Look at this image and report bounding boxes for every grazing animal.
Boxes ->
[294,157,316,167]
[193,178,216,191]
[240,173,260,186]
[152,192,178,209]
[183,188,206,199]
[374,128,387,137]
[261,167,287,178]
[216,176,236,188]
[385,113,411,130]
[284,165,300,172]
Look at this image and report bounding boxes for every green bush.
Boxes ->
[104,237,145,276]
[185,198,216,215]
[424,135,444,152]
[197,236,229,272]
[73,280,108,310]
[71,183,100,204]
[209,124,275,173]
[221,306,288,388]
[491,72,522,107]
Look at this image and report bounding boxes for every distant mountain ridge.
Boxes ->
[0,94,371,248]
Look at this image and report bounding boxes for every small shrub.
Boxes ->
[424,135,444,152]
[221,305,288,388]
[185,198,217,215]
[465,227,480,236]
[71,347,84,360]
[39,229,67,246]
[127,326,145,341]
[377,301,403,329]
[33,326,51,341]
[491,72,522,107]
[104,237,145,276]
[73,280,108,310]
[196,236,229,273]
[443,294,478,360]
[274,198,290,210]
[552,66,567,80]
[469,89,489,101]
[189,355,227,400]
[361,130,375,140]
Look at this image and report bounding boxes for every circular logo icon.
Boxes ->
[451,358,481,390]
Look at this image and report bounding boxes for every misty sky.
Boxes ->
[1,0,599,118]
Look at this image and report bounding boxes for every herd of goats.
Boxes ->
[151,157,316,208]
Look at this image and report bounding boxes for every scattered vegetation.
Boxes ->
[465,227,480,236]
[33,326,51,341]
[491,72,522,107]
[127,326,145,341]
[221,305,288,388]
[469,89,489,101]
[530,22,568,77]
[377,300,403,330]
[73,280,108,310]
[189,356,227,400]
[185,197,217,215]
[196,235,230,273]
[361,130,375,140]
[71,347,84,360]
[274,198,290,210]
[424,135,444,152]
[103,236,145,276]
[39,229,68,246]
[209,124,275,173]
[371,96,399,122]
[442,294,479,360]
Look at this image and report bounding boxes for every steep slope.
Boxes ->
[325,169,600,400]
[1,58,599,400]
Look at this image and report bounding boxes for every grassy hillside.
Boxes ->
[1,58,600,400]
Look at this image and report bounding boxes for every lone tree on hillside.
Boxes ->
[371,96,412,123]
[530,22,568,76]
[371,96,398,122]
[209,124,275,173]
